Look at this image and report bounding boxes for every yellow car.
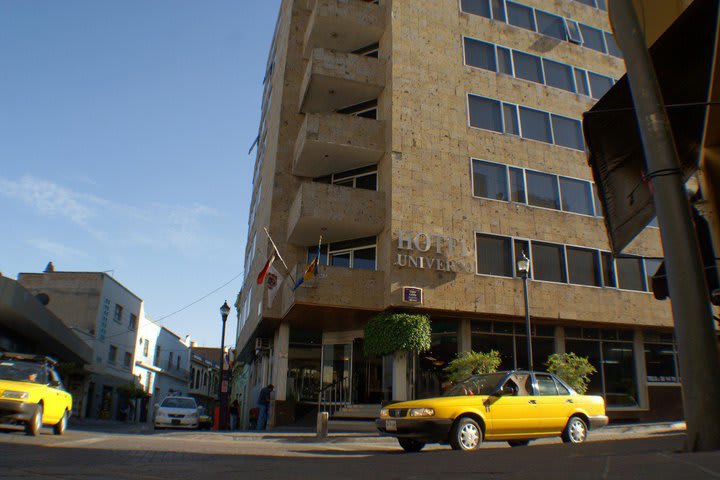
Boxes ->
[376,370,608,452]
[0,353,72,436]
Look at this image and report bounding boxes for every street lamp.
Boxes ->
[218,300,231,430]
[517,252,533,371]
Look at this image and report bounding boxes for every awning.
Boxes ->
[583,0,719,253]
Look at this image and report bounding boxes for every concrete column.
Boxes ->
[274,323,290,400]
[633,330,649,410]
[554,326,565,355]
[458,318,472,353]
[392,351,407,401]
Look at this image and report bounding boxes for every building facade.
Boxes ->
[188,345,222,415]
[18,272,143,420]
[235,0,681,424]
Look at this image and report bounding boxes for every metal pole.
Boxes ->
[218,317,227,430]
[609,0,720,452]
[523,274,533,371]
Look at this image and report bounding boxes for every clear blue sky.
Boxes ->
[0,0,281,346]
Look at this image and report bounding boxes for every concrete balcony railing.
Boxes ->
[287,182,386,246]
[303,0,386,57]
[293,113,385,177]
[299,49,385,113]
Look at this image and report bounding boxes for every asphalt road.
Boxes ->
[0,424,718,479]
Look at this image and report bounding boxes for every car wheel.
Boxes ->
[449,417,482,451]
[25,404,43,436]
[53,410,68,435]
[508,440,530,447]
[398,438,426,453]
[562,416,588,444]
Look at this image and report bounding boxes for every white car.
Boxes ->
[154,396,199,430]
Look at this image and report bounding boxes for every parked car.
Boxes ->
[154,396,199,430]
[376,370,608,452]
[197,405,212,430]
[0,352,72,436]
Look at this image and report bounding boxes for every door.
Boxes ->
[484,373,540,436]
[351,339,391,404]
[532,373,572,433]
[321,343,352,405]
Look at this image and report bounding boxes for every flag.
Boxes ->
[266,264,284,308]
[256,251,276,284]
[292,256,319,291]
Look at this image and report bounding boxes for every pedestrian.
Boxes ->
[256,384,273,430]
[230,398,240,431]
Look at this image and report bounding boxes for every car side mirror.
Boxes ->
[500,385,517,396]
[49,380,61,388]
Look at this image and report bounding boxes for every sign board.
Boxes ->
[403,287,423,304]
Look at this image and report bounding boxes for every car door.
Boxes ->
[484,373,540,437]
[44,368,66,423]
[532,373,571,433]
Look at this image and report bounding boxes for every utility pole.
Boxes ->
[608,0,720,452]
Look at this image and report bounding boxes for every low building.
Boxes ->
[188,344,222,415]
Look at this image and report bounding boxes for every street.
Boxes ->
[0,423,719,479]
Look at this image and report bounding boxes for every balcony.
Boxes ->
[303,0,386,57]
[299,49,385,113]
[293,113,385,177]
[287,182,385,246]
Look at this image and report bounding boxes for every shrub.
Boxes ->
[444,350,501,383]
[364,312,431,356]
[546,352,597,394]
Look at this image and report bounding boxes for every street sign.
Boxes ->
[403,287,423,304]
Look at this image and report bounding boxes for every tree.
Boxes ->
[364,312,431,356]
[444,350,501,383]
[545,353,597,394]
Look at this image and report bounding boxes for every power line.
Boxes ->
[155,271,245,321]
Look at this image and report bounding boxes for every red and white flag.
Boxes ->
[266,264,284,308]
[256,251,276,284]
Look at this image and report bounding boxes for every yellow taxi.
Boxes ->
[0,353,72,436]
[377,370,608,452]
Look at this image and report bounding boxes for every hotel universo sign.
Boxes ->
[394,230,474,274]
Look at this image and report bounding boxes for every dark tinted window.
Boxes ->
[353,247,376,270]
[560,177,594,215]
[580,24,606,53]
[477,234,513,277]
[532,242,567,283]
[497,47,513,75]
[567,247,601,286]
[519,107,552,143]
[513,51,544,83]
[469,96,503,132]
[464,38,497,71]
[490,0,506,21]
[503,104,520,135]
[461,0,491,18]
[526,170,560,209]
[536,374,559,395]
[604,32,622,57]
[574,69,589,95]
[544,59,575,92]
[507,2,536,31]
[354,173,377,190]
[509,167,526,203]
[473,160,508,201]
[617,257,646,291]
[536,11,566,40]
[644,259,662,292]
[602,253,616,287]
[552,115,584,151]
[588,72,614,99]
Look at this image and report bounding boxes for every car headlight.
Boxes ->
[409,408,435,417]
[380,408,389,417]
[1,390,29,400]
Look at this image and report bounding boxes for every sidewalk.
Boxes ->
[68,418,153,435]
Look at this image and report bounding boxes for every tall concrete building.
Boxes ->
[235,0,679,425]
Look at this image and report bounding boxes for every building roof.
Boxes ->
[191,347,222,365]
[18,271,143,302]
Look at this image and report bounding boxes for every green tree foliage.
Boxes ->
[117,383,149,399]
[444,350,501,383]
[546,352,597,394]
[363,312,431,356]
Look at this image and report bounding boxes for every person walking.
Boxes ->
[229,398,240,431]
[256,384,274,430]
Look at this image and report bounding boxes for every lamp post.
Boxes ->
[218,301,230,430]
[517,252,533,371]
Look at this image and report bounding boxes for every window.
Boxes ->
[560,177,594,215]
[497,47,513,75]
[574,69,589,96]
[143,339,149,356]
[535,10,566,40]
[644,258,663,291]
[490,0,506,21]
[536,374,559,395]
[555,379,570,395]
[476,234,513,277]
[177,355,181,370]
[616,256,646,291]
[113,304,123,323]
[512,51,543,83]
[154,346,161,366]
[526,170,560,209]
[464,38,496,71]
[551,115,584,150]
[310,237,377,270]
[461,0,491,18]
[468,95,503,132]
[509,167,525,203]
[532,242,567,283]
[336,99,378,119]
[506,1,536,31]
[128,314,137,331]
[168,352,174,370]
[472,159,508,201]
[519,107,552,144]
[503,104,519,135]
[565,19,583,43]
[588,72,614,99]
[604,32,622,57]
[580,24,606,53]
[124,352,132,369]
[645,333,679,383]
[567,247,601,286]
[601,252,617,287]
[108,345,118,364]
[543,59,574,92]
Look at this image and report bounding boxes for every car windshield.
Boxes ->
[443,373,508,396]
[0,360,43,383]
[161,398,197,409]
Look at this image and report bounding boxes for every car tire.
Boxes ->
[25,404,42,436]
[508,440,530,447]
[562,415,588,444]
[449,417,483,451]
[398,438,426,453]
[53,410,68,435]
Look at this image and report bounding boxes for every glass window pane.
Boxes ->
[509,167,526,203]
[565,339,603,395]
[330,252,350,268]
[597,0,607,10]
[543,59,575,92]
[469,95,503,132]
[645,343,678,383]
[567,247,601,286]
[461,0,491,18]
[354,173,377,190]
[575,0,596,6]
[490,0,506,21]
[604,32,622,57]
[560,177,594,215]
[512,51,544,84]
[532,242,567,283]
[580,24,607,53]
[353,247,376,270]
[514,239,530,277]
[588,72,614,99]
[536,374,559,395]
[519,107,552,143]
[602,341,638,406]
[477,234,513,277]
[551,114,584,151]
[593,184,603,217]
[472,333,514,370]
[601,252,616,288]
[574,69,589,96]
[497,47,513,75]
[503,104,520,135]
[536,11,566,40]
[464,38,497,71]
[644,259,662,292]
[507,1,536,31]
[617,257,646,291]
[526,170,560,209]
[565,19,583,43]
[472,159,508,201]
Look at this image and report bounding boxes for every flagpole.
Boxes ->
[263,227,296,285]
